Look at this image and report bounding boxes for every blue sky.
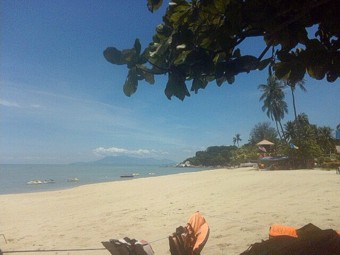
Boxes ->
[1,0,339,164]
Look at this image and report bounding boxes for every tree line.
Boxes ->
[183,117,338,169]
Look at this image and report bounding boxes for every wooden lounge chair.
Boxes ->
[102,237,154,255]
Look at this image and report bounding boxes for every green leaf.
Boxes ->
[104,40,142,67]
[214,0,230,11]
[134,39,141,55]
[277,50,293,62]
[169,3,191,24]
[233,48,241,58]
[103,47,125,65]
[274,60,305,84]
[191,77,208,93]
[147,0,163,13]
[135,65,154,82]
[142,70,155,84]
[307,64,326,80]
[200,37,211,49]
[174,50,191,65]
[148,37,171,60]
[121,49,137,64]
[226,75,235,84]
[327,72,338,82]
[233,55,259,73]
[123,68,138,97]
[289,62,305,83]
[327,55,340,82]
[156,24,172,37]
[304,46,328,80]
[257,58,272,71]
[165,70,190,100]
[273,62,291,80]
[216,76,226,87]
[213,52,226,64]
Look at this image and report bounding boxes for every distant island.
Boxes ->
[72,156,177,166]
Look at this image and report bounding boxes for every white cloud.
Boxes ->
[93,147,128,156]
[93,146,161,157]
[0,99,20,107]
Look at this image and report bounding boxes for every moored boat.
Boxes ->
[27,180,43,185]
[120,174,134,178]
[43,179,55,184]
[67,177,79,182]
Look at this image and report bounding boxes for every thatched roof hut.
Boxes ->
[256,139,274,146]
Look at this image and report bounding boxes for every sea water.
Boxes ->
[0,164,206,195]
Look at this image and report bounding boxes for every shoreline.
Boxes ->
[0,164,209,195]
[1,167,339,255]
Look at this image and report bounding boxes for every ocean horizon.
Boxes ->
[0,164,207,195]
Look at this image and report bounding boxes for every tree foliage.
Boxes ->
[185,145,237,166]
[258,75,288,139]
[183,117,336,168]
[287,79,307,121]
[284,113,336,167]
[104,0,340,100]
[316,126,336,154]
[233,133,242,147]
[231,143,259,164]
[249,122,278,145]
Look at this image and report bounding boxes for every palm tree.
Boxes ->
[284,113,310,144]
[286,80,307,121]
[258,75,288,141]
[317,126,335,154]
[233,134,242,147]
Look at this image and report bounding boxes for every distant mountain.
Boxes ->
[73,156,176,166]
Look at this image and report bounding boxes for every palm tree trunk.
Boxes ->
[275,121,283,140]
[291,87,297,121]
[279,120,287,143]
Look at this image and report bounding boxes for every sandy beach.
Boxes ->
[1,167,339,255]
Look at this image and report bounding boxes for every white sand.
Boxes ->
[1,168,339,255]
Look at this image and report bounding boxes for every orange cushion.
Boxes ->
[193,222,209,254]
[187,212,209,255]
[187,212,207,233]
[269,225,298,238]
[269,225,340,238]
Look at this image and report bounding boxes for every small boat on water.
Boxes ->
[120,174,134,178]
[27,180,43,185]
[67,177,79,182]
[43,179,55,184]
[27,179,55,185]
